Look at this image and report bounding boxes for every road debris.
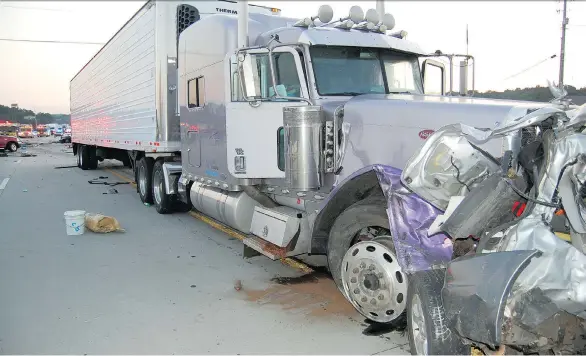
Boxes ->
[84,213,124,233]
[88,176,129,187]
[102,188,118,195]
[234,279,242,291]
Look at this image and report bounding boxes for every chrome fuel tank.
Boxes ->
[189,181,261,232]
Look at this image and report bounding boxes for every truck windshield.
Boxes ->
[309,46,423,96]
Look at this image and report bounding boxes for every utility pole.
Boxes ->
[558,0,568,89]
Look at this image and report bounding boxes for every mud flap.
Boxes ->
[442,250,541,346]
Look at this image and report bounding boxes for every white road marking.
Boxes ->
[0,178,9,190]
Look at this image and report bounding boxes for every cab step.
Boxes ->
[243,235,288,260]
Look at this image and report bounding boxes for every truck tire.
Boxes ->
[87,146,98,170]
[407,269,468,355]
[79,145,90,170]
[137,157,154,204]
[152,159,172,214]
[7,142,17,152]
[327,196,407,327]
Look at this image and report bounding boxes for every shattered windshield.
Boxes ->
[309,46,423,96]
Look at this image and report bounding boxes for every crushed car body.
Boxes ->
[399,96,586,354]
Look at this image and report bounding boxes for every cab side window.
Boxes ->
[232,52,301,101]
[188,76,205,108]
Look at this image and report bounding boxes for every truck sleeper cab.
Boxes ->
[172,2,472,332]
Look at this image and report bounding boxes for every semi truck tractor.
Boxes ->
[70,0,555,353]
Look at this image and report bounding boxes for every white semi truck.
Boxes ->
[70,1,556,353]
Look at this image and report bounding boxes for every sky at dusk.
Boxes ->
[0,0,584,114]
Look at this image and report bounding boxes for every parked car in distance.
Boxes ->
[0,134,21,152]
[54,127,63,137]
[18,131,32,138]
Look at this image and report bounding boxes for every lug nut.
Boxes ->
[361,297,367,302]
[369,264,375,271]
[378,294,384,300]
[370,298,377,305]
[351,277,357,283]
[360,262,366,269]
[353,268,359,274]
[354,288,360,295]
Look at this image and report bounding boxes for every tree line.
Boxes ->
[0,105,70,125]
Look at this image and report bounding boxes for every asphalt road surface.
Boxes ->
[0,137,409,354]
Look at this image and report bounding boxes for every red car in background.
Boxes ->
[0,134,21,152]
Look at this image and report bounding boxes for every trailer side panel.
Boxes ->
[70,3,171,152]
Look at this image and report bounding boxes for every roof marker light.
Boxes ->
[334,19,355,30]
[381,13,395,31]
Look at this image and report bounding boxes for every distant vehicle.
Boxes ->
[61,129,72,143]
[18,131,32,138]
[54,127,63,137]
[0,134,21,152]
[32,130,38,137]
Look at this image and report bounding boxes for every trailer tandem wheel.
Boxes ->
[152,159,172,214]
[137,157,154,204]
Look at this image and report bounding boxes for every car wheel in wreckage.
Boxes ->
[327,197,408,327]
[407,268,469,355]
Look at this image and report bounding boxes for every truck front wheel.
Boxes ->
[327,197,407,326]
[152,160,172,214]
[137,157,154,204]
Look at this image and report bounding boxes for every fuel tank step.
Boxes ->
[243,236,288,260]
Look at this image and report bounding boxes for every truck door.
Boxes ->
[225,47,309,179]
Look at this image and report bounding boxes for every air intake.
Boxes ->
[176,4,200,42]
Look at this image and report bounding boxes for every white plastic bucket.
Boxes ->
[64,210,86,236]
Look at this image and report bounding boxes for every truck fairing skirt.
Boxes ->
[442,250,541,346]
[325,164,453,273]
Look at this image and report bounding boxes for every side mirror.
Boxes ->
[422,59,445,95]
[237,51,261,100]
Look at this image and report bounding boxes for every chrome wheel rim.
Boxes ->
[138,165,147,197]
[411,294,428,355]
[79,148,84,166]
[153,170,163,205]
[340,238,408,323]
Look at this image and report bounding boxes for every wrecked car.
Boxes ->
[396,91,586,354]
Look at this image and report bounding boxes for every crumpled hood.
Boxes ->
[335,93,549,182]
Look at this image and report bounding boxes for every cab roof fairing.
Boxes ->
[253,23,427,55]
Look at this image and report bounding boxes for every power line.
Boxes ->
[0,4,74,12]
[0,38,104,45]
[503,54,557,81]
